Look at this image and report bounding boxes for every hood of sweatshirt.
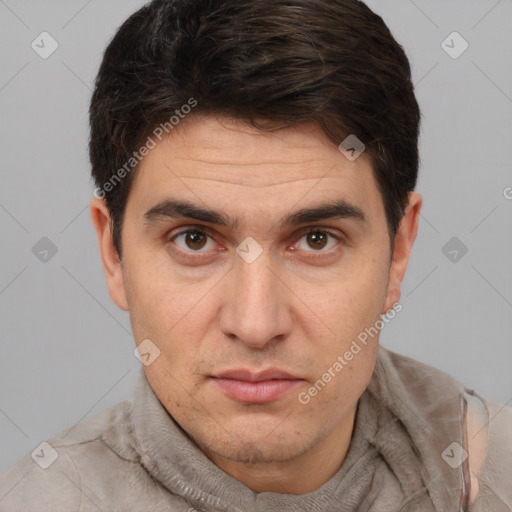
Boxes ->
[130,347,467,511]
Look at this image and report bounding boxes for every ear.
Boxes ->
[382,191,422,314]
[90,197,129,311]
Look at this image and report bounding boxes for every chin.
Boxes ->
[198,427,313,465]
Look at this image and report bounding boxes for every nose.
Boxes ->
[218,250,294,349]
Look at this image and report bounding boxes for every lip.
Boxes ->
[211,368,303,404]
[214,368,298,382]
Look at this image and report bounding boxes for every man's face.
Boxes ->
[93,116,416,473]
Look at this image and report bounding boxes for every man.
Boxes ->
[1,0,510,510]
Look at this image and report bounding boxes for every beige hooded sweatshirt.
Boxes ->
[1,346,511,511]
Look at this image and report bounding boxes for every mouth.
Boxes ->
[210,368,304,404]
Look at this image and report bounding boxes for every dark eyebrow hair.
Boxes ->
[144,199,238,229]
[143,198,366,230]
[281,200,366,228]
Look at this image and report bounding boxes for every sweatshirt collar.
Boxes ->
[131,366,377,512]
[131,347,464,511]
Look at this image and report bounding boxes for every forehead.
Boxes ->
[127,115,384,224]
[155,117,344,184]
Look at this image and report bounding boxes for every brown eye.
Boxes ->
[294,229,340,254]
[306,231,328,250]
[185,231,207,250]
[172,229,215,253]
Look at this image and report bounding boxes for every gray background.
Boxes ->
[1,0,511,474]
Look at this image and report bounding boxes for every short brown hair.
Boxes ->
[89,0,421,258]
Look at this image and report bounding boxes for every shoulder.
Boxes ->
[376,345,463,386]
[374,346,512,432]
[375,346,512,425]
[374,346,512,509]
[372,346,468,412]
[0,399,138,512]
[0,443,84,511]
[465,393,512,510]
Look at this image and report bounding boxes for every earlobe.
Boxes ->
[89,198,129,311]
[382,192,422,314]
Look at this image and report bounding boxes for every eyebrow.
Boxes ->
[143,198,366,230]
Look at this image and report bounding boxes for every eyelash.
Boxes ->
[166,226,343,261]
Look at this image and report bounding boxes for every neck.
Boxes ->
[205,405,357,494]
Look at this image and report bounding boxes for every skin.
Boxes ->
[90,115,422,494]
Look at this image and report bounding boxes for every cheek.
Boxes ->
[122,244,231,395]
[295,346,377,434]
[123,254,213,359]
[299,252,389,347]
